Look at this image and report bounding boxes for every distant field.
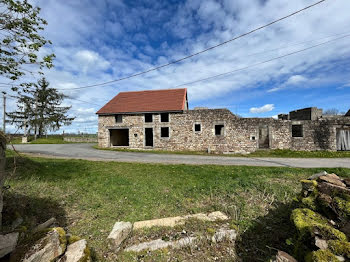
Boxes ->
[95,146,350,158]
[8,135,96,144]
[3,150,350,261]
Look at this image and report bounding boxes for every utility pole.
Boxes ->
[2,92,6,134]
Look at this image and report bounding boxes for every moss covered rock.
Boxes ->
[328,240,350,258]
[334,197,350,218]
[305,249,339,262]
[301,180,318,197]
[291,208,347,242]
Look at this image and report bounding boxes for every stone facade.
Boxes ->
[97,108,350,153]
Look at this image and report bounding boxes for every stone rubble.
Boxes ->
[0,232,19,258]
[11,225,91,262]
[58,239,90,262]
[22,228,65,262]
[107,221,132,251]
[287,171,350,261]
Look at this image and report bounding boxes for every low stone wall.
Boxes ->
[63,137,97,143]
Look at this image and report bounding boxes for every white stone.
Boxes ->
[133,211,229,230]
[125,236,197,253]
[0,232,19,258]
[314,237,328,250]
[172,237,197,249]
[107,221,132,250]
[335,255,345,262]
[125,239,171,252]
[58,239,90,262]
[211,229,237,243]
[23,228,65,262]
[308,171,327,180]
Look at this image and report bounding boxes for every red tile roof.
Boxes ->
[96,88,187,114]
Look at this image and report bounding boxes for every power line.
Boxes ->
[65,97,101,107]
[171,34,350,88]
[4,29,349,97]
[56,0,326,91]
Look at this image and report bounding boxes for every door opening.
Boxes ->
[258,126,270,149]
[145,128,153,147]
[110,129,129,146]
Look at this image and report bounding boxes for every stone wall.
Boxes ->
[97,109,350,153]
[63,137,97,143]
[289,107,322,120]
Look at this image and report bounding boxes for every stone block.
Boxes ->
[125,236,197,253]
[58,239,90,262]
[318,175,345,188]
[0,232,19,258]
[107,221,132,251]
[318,182,350,196]
[211,228,237,243]
[133,211,229,230]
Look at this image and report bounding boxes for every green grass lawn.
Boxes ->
[3,151,350,261]
[94,145,350,158]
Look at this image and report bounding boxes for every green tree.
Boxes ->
[8,78,75,137]
[0,0,55,82]
[0,0,54,226]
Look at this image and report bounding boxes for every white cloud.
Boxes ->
[285,75,308,85]
[2,0,350,133]
[250,104,275,114]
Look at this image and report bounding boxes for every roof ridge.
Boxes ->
[118,88,186,94]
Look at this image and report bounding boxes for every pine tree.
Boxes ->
[7,78,75,137]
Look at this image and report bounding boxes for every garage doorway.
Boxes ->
[259,126,270,149]
[110,129,129,146]
[145,128,153,147]
[337,129,350,151]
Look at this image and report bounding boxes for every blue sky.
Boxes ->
[2,0,350,133]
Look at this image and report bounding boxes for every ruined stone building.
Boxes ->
[96,88,350,153]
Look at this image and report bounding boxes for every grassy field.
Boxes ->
[9,135,96,144]
[3,150,350,261]
[95,145,350,158]
[9,135,69,144]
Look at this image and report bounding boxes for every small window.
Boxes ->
[161,127,169,138]
[145,113,153,123]
[251,136,256,141]
[292,125,303,137]
[195,124,201,132]
[215,125,224,136]
[160,113,169,122]
[115,115,122,123]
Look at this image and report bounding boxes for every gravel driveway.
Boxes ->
[10,143,350,168]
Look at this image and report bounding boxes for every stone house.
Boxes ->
[96,88,350,153]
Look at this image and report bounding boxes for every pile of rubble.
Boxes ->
[279,171,350,261]
[0,217,91,262]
